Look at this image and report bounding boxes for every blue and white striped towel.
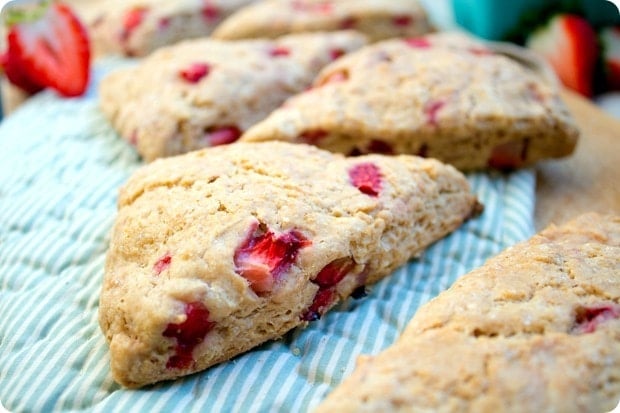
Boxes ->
[0,62,535,413]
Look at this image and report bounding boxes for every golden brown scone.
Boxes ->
[99,31,367,162]
[240,32,579,171]
[212,0,433,42]
[99,141,480,388]
[316,213,620,413]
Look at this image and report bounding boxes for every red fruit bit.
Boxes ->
[487,140,528,170]
[301,288,336,322]
[158,17,171,31]
[163,301,215,369]
[179,62,211,83]
[404,37,431,49]
[573,304,620,334]
[234,223,311,294]
[424,100,445,127]
[204,126,242,146]
[339,16,357,29]
[291,0,333,14]
[316,70,349,87]
[298,129,328,144]
[121,7,148,42]
[348,162,383,197]
[367,139,394,154]
[314,257,356,288]
[329,48,345,61]
[269,46,291,57]
[153,253,172,275]
[202,1,220,21]
[392,14,412,27]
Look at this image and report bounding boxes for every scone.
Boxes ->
[212,0,433,42]
[99,141,481,388]
[240,32,579,171]
[99,31,367,162]
[85,0,257,57]
[316,213,620,413]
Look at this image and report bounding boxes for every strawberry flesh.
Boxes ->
[298,129,328,144]
[601,27,620,90]
[204,126,242,146]
[153,253,172,275]
[179,62,211,83]
[269,46,291,57]
[202,1,220,21]
[348,162,383,197]
[163,301,215,369]
[526,14,598,97]
[488,140,528,170]
[302,289,335,321]
[424,100,446,126]
[234,223,311,294]
[121,7,148,42]
[573,304,620,334]
[392,15,412,27]
[302,257,356,321]
[404,37,431,49]
[3,2,91,97]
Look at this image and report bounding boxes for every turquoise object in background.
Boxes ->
[452,0,620,40]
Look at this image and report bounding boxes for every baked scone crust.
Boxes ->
[99,141,479,388]
[212,0,433,42]
[99,31,367,162]
[240,32,579,171]
[316,213,620,413]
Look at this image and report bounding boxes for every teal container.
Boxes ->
[452,0,620,41]
[452,0,560,40]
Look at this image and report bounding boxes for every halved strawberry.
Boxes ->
[601,26,620,91]
[526,14,598,97]
[1,1,91,97]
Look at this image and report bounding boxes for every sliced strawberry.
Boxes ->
[121,7,148,42]
[204,126,242,146]
[163,301,215,369]
[301,288,336,321]
[179,62,211,83]
[572,304,620,334]
[601,26,620,91]
[348,162,383,197]
[2,2,90,97]
[488,140,528,170]
[314,257,356,288]
[526,14,598,97]
[234,223,311,294]
[153,253,172,275]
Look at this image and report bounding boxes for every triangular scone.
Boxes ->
[316,213,620,413]
[212,0,432,42]
[99,141,480,388]
[99,31,367,162]
[240,32,579,171]
[85,0,258,57]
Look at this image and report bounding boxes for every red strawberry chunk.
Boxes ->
[179,62,211,83]
[158,17,171,31]
[291,0,333,14]
[121,7,148,41]
[404,37,431,49]
[424,100,445,126]
[349,163,383,197]
[314,257,356,288]
[269,46,291,57]
[329,48,345,61]
[339,16,357,29]
[488,140,528,170]
[299,129,328,144]
[153,253,172,275]
[204,126,242,146]
[163,301,215,369]
[392,15,412,27]
[3,2,91,97]
[202,1,220,21]
[573,304,620,334]
[234,223,311,294]
[301,288,336,321]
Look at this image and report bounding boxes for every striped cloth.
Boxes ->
[0,63,535,413]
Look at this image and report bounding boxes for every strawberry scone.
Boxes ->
[240,32,579,171]
[85,0,257,57]
[99,31,367,162]
[212,0,432,42]
[316,213,620,413]
[99,141,481,388]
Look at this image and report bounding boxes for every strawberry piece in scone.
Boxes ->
[99,31,367,162]
[86,0,258,57]
[240,32,579,171]
[99,141,481,388]
[1,1,91,97]
[212,0,433,42]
